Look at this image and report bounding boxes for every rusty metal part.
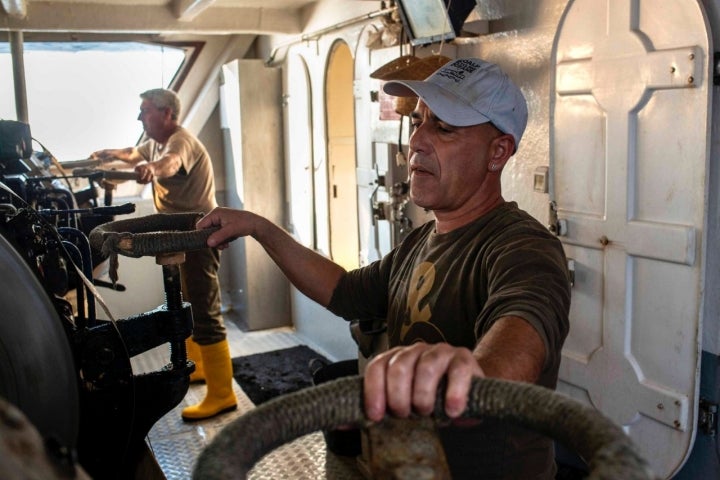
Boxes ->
[363,416,450,479]
[193,376,657,480]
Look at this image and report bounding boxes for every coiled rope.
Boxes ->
[193,376,656,480]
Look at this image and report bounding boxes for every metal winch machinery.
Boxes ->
[0,120,196,479]
[0,120,662,480]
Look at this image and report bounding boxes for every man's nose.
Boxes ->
[409,124,428,153]
[137,113,142,121]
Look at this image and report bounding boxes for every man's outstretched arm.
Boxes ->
[197,207,346,307]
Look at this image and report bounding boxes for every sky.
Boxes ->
[1,42,185,161]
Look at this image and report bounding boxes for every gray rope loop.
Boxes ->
[193,376,657,480]
[88,212,219,282]
[89,212,218,257]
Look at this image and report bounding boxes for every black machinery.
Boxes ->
[0,120,195,479]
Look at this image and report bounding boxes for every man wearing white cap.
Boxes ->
[196,58,570,479]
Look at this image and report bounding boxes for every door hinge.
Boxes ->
[548,201,567,236]
[699,398,718,436]
[567,258,575,288]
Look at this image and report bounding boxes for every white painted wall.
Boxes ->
[261,0,571,363]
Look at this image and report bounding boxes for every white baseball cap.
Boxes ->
[383,58,528,151]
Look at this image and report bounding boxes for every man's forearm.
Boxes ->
[253,217,346,307]
[473,316,546,383]
[146,153,182,178]
[98,147,142,165]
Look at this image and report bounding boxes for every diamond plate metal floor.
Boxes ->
[133,318,365,480]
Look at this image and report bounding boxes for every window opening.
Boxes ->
[0,42,186,162]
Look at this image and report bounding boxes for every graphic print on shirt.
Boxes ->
[399,261,445,344]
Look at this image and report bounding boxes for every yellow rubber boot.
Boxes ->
[181,339,238,421]
[186,337,205,383]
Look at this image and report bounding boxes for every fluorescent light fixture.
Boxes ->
[395,0,456,46]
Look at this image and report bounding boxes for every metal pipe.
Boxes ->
[266,5,397,65]
[9,30,29,123]
[1,0,28,19]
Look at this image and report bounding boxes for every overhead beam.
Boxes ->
[0,3,302,35]
[173,0,217,22]
[1,0,27,19]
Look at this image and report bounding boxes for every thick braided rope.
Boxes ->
[460,377,655,480]
[193,376,656,480]
[88,212,215,257]
[88,212,218,282]
[194,376,365,480]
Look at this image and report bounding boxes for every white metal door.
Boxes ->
[550,0,711,477]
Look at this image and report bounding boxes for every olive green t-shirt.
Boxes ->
[328,201,571,479]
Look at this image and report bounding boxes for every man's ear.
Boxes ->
[487,134,515,173]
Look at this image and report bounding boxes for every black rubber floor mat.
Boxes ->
[231,345,330,405]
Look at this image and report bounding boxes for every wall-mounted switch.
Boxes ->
[534,166,549,193]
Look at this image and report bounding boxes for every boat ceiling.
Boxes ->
[0,0,325,37]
